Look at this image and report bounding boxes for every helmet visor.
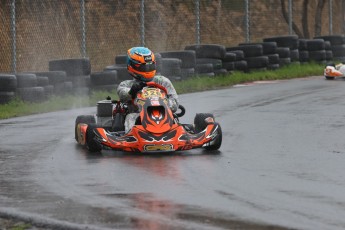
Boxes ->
[130,60,156,72]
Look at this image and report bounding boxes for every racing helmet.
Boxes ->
[127,47,156,82]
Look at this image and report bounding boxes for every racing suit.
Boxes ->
[117,75,179,133]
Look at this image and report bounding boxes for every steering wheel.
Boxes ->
[175,105,185,117]
[146,82,168,95]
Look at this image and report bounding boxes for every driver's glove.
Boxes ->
[128,82,146,99]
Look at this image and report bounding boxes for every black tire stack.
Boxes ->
[185,44,227,76]
[15,73,45,102]
[49,58,91,95]
[159,58,183,81]
[221,51,236,74]
[298,39,309,63]
[226,50,247,72]
[227,44,269,72]
[31,71,68,97]
[90,71,118,92]
[324,41,333,61]
[104,54,131,82]
[263,35,300,66]
[305,39,327,63]
[240,42,279,70]
[314,35,345,62]
[0,74,17,104]
[159,50,196,80]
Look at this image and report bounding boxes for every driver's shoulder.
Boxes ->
[119,79,134,87]
[153,75,171,83]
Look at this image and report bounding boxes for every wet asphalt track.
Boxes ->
[1,76,345,230]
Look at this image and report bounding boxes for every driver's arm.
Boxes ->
[117,80,133,102]
[153,76,179,112]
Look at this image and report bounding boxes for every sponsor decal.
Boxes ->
[136,99,145,106]
[181,145,193,150]
[144,56,152,62]
[144,144,173,151]
[151,100,160,106]
[205,117,214,123]
[142,88,162,99]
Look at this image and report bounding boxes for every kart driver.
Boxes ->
[117,47,179,133]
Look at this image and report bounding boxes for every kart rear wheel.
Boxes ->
[75,115,96,141]
[86,124,102,152]
[194,113,215,133]
[204,123,222,151]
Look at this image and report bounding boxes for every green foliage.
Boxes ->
[0,63,324,120]
[10,223,32,230]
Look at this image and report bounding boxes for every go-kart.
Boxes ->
[324,63,345,80]
[75,82,222,153]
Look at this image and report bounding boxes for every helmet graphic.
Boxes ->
[127,47,156,82]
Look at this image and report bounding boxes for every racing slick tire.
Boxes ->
[86,124,102,152]
[194,113,215,133]
[75,115,96,141]
[204,122,222,151]
[325,76,335,80]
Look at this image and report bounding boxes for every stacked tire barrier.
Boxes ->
[159,58,182,81]
[298,39,309,63]
[31,71,69,96]
[221,51,236,73]
[263,35,300,66]
[314,35,345,62]
[15,73,46,102]
[90,71,118,92]
[3,35,345,105]
[104,55,131,84]
[227,50,247,72]
[243,42,280,70]
[185,44,227,77]
[0,74,17,104]
[305,39,328,63]
[159,50,196,80]
[49,58,91,95]
[324,41,333,61]
[227,44,269,72]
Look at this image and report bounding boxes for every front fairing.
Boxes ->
[93,122,220,153]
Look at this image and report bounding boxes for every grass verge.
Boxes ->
[0,63,324,120]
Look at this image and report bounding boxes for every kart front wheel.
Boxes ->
[86,124,102,152]
[194,113,215,133]
[204,123,222,151]
[75,115,96,141]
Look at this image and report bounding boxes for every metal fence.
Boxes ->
[0,0,344,73]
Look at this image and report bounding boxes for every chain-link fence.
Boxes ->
[0,0,344,73]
